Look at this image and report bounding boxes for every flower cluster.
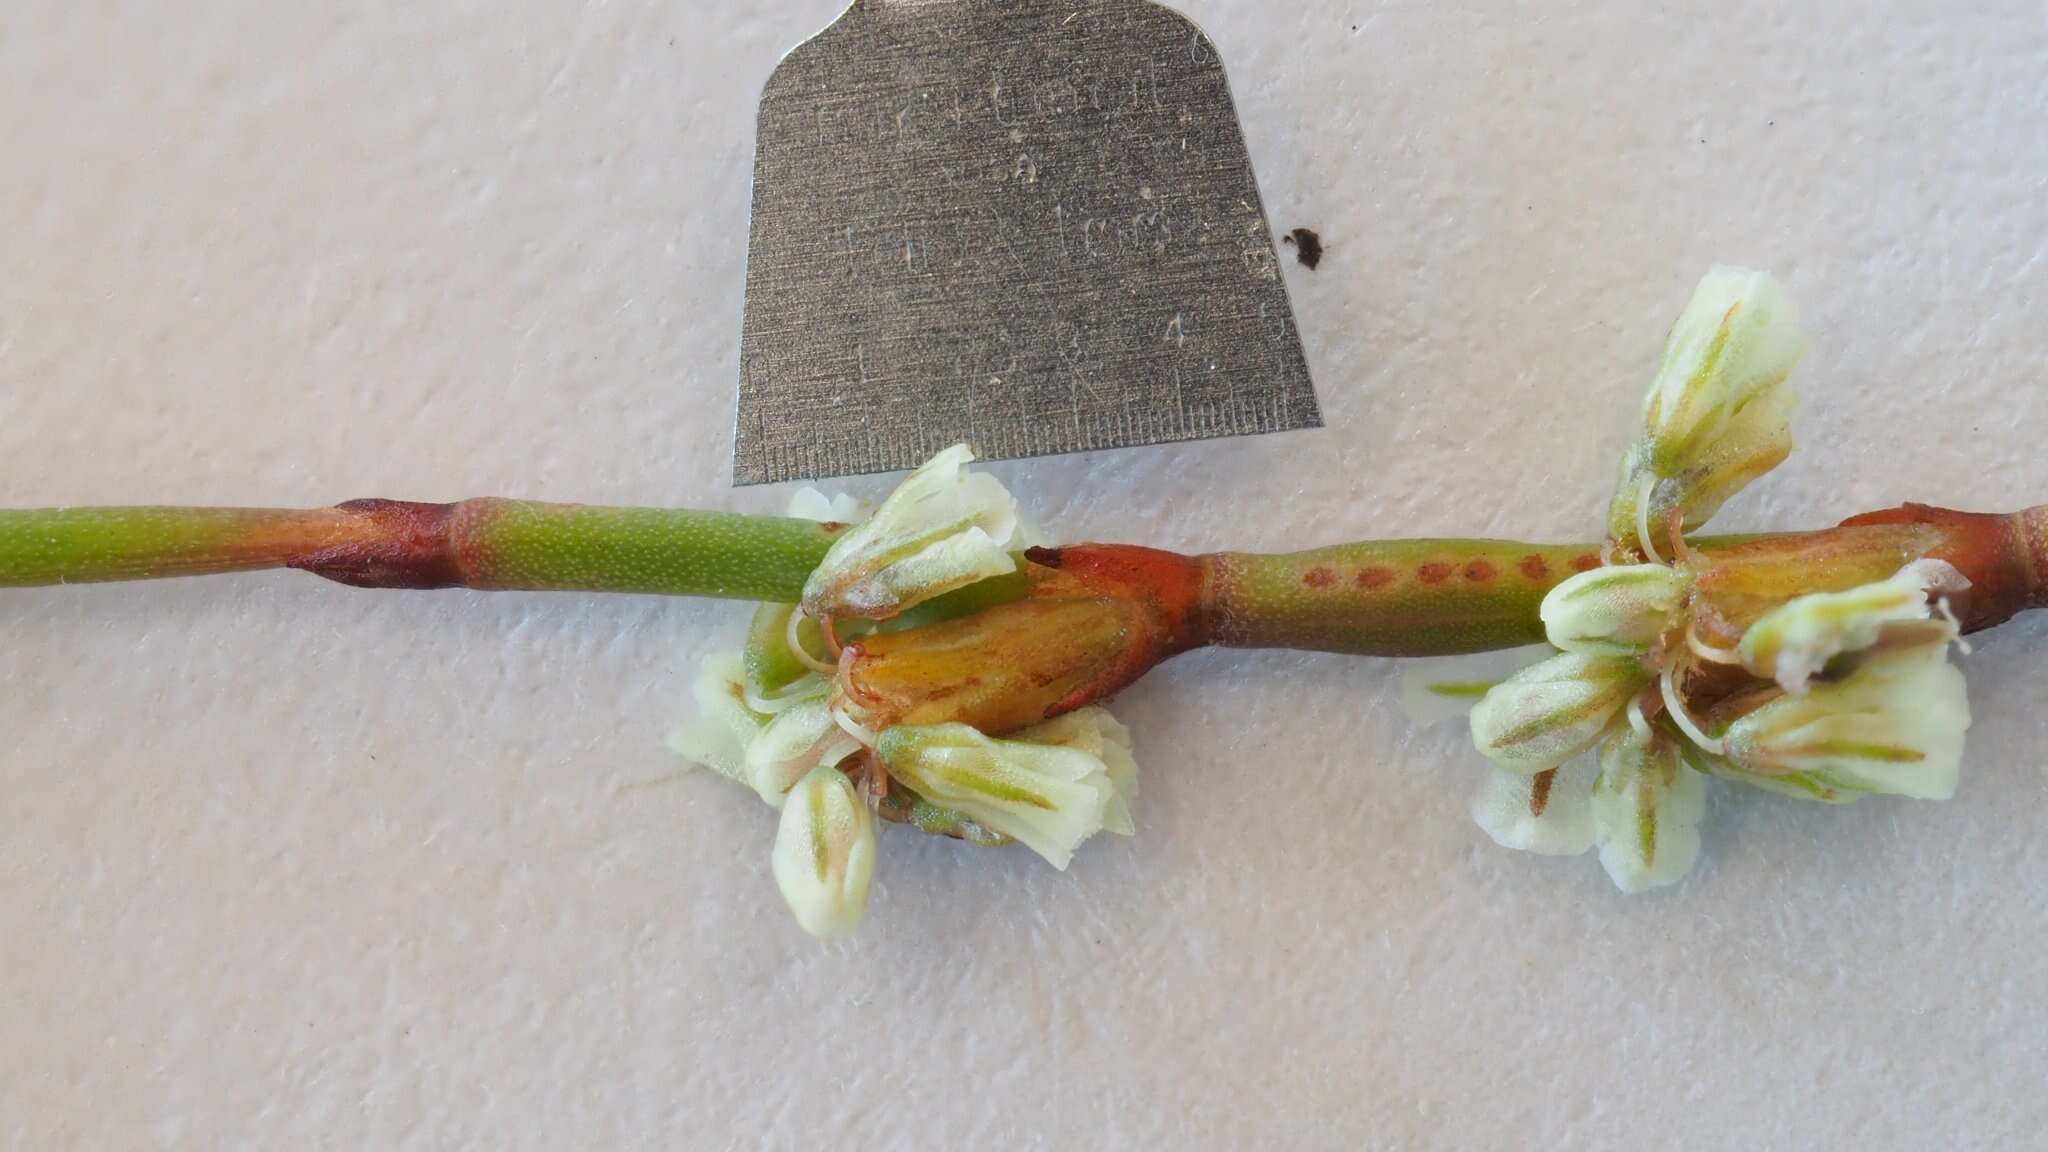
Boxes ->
[1443,267,1973,891]
[671,447,1139,936]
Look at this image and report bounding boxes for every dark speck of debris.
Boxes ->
[1282,227,1323,270]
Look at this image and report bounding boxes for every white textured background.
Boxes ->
[4,2,2046,1148]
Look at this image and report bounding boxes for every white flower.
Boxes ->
[1451,265,1982,893]
[1468,652,1647,775]
[771,765,876,938]
[743,699,862,807]
[1470,757,1599,857]
[876,715,1138,870]
[1640,266,1804,474]
[800,444,1018,621]
[1608,268,1803,559]
[1720,627,1971,800]
[1591,726,1706,893]
[668,648,860,807]
[1736,559,1968,693]
[1540,564,1692,656]
[668,653,772,786]
[1008,707,1139,836]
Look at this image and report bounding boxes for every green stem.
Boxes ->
[0,500,838,603]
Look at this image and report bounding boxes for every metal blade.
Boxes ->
[735,0,1319,485]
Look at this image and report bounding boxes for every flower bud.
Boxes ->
[876,720,1136,870]
[1721,628,1970,800]
[1540,564,1692,656]
[800,444,1017,621]
[1468,653,1647,775]
[771,765,876,938]
[1736,559,1968,693]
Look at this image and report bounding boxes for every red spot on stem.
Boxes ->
[1303,566,1338,589]
[1417,562,1453,585]
[1463,560,1496,583]
[1571,553,1603,573]
[1355,567,1395,590]
[1519,555,1550,581]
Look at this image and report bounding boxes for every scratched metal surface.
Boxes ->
[734,0,1321,485]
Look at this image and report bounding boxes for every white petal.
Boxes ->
[771,766,876,938]
[668,653,769,787]
[1014,707,1140,836]
[745,699,862,807]
[1470,756,1598,857]
[784,487,863,524]
[1665,378,1796,530]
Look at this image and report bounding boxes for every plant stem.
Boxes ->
[2,500,2043,659]
[0,500,838,603]
[1203,540,1596,656]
